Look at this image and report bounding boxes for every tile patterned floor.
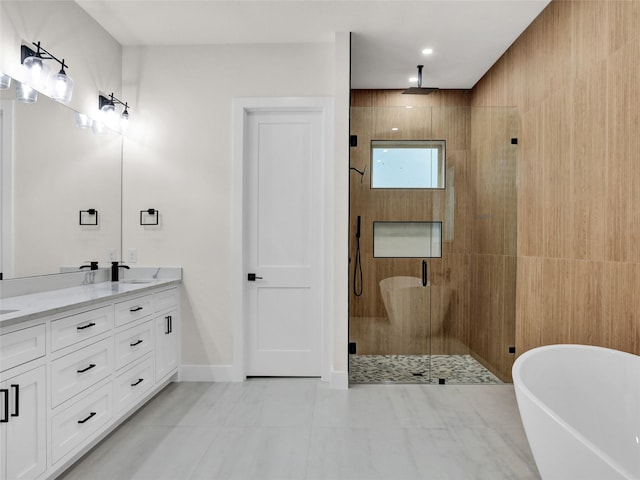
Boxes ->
[59,379,540,480]
[349,354,503,385]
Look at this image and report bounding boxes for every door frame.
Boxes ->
[231,97,334,382]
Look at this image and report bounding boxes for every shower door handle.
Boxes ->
[422,260,428,287]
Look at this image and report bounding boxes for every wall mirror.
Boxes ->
[0,78,122,279]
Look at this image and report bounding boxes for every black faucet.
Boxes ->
[111,261,130,281]
[80,261,99,270]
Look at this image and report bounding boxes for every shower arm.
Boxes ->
[350,165,366,183]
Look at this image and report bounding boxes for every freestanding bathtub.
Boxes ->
[512,344,640,480]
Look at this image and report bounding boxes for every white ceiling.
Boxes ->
[76,0,550,89]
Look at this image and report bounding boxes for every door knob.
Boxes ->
[247,273,263,281]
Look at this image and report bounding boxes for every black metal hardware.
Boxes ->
[129,306,143,312]
[80,261,99,270]
[350,135,357,147]
[77,322,96,330]
[21,42,70,74]
[111,261,130,281]
[10,384,19,417]
[438,378,446,385]
[247,273,263,281]
[169,315,172,333]
[509,346,516,354]
[131,378,144,387]
[78,412,96,424]
[165,315,172,335]
[79,209,98,226]
[349,166,366,183]
[0,389,8,423]
[99,93,130,117]
[130,339,143,347]
[349,342,357,354]
[511,138,518,145]
[422,260,428,287]
[140,208,159,226]
[77,363,96,374]
[353,216,362,296]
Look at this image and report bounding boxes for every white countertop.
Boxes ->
[0,278,180,328]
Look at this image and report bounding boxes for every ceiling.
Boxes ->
[76,0,550,89]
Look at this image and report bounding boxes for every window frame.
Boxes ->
[370,139,446,190]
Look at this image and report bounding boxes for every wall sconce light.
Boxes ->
[79,208,98,226]
[99,93,130,129]
[21,42,74,103]
[0,73,11,90]
[15,81,38,103]
[140,209,159,226]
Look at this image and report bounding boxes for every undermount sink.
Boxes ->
[0,309,19,315]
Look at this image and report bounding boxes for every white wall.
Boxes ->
[122,42,349,377]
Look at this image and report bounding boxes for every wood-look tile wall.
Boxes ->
[349,90,518,380]
[472,0,640,358]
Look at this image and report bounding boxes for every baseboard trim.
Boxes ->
[180,364,236,382]
[331,369,349,389]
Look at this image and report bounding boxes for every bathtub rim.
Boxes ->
[512,344,638,480]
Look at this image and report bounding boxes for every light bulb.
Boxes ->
[23,55,51,90]
[50,69,73,103]
[15,81,38,103]
[75,113,92,128]
[0,73,11,90]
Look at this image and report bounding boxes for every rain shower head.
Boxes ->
[402,65,439,95]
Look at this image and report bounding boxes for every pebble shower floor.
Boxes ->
[349,354,503,384]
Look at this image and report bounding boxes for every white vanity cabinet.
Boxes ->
[154,288,179,383]
[0,325,47,480]
[0,280,181,480]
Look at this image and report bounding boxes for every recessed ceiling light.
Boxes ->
[422,48,434,55]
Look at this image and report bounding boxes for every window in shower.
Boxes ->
[371,140,445,189]
[373,221,442,258]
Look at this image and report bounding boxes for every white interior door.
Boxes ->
[245,109,324,377]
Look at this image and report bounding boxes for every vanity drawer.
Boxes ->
[115,294,153,327]
[114,356,154,413]
[51,337,113,407]
[114,320,153,370]
[155,287,178,313]
[0,324,46,373]
[51,305,114,352]
[51,382,112,464]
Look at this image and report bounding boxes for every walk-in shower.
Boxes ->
[348,92,518,385]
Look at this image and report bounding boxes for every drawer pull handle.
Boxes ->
[10,384,19,417]
[78,412,97,424]
[131,378,144,387]
[77,322,96,330]
[77,363,96,374]
[130,306,143,312]
[130,339,143,347]
[165,315,172,335]
[0,389,8,423]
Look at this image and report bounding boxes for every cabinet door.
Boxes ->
[155,310,178,382]
[1,365,47,480]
